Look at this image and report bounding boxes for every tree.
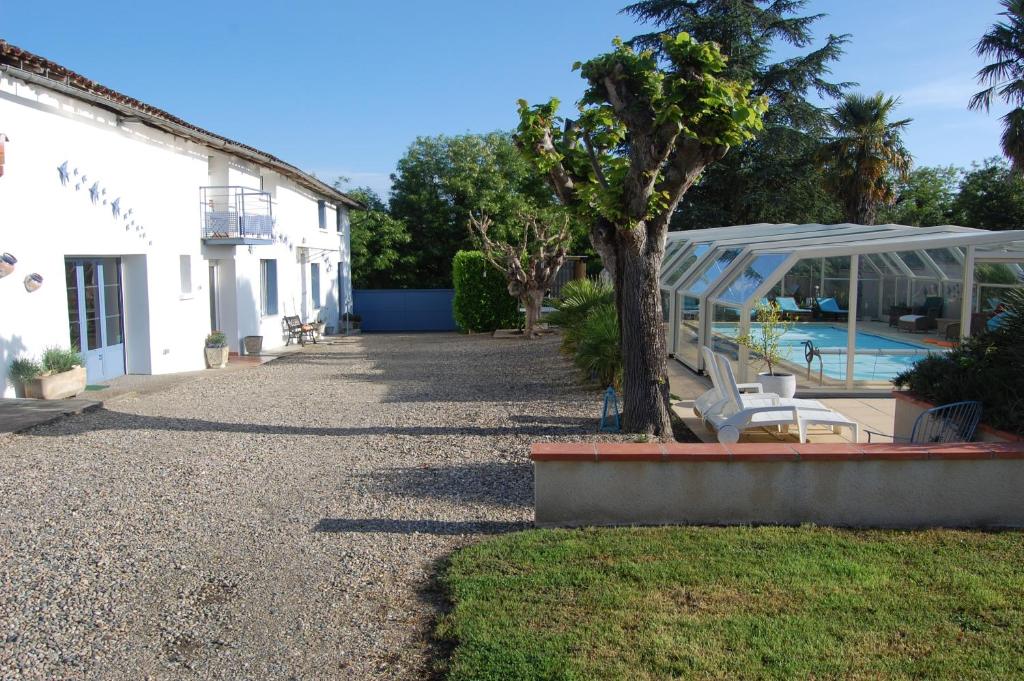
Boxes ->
[952,157,1024,230]
[880,166,961,226]
[623,0,851,227]
[469,212,570,338]
[970,0,1024,170]
[340,185,413,289]
[517,34,766,437]
[819,92,912,224]
[388,132,572,288]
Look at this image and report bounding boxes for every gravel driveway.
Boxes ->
[0,333,610,679]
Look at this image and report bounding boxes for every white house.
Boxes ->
[0,40,362,397]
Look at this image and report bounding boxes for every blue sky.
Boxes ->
[3,0,1011,198]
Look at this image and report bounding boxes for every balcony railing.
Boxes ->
[200,186,273,243]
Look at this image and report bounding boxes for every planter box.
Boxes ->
[892,391,1022,443]
[23,366,87,400]
[205,345,229,369]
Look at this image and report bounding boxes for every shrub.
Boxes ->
[574,303,622,388]
[546,279,615,355]
[451,250,519,332]
[41,346,82,374]
[8,357,42,384]
[205,331,227,348]
[893,289,1023,435]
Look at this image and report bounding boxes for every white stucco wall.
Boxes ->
[0,72,351,396]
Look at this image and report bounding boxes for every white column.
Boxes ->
[960,246,975,343]
[846,254,859,390]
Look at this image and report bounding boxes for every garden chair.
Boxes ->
[706,355,858,443]
[775,297,812,318]
[814,297,848,321]
[866,400,982,443]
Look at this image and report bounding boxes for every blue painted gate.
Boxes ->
[352,289,457,332]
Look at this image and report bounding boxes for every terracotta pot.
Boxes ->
[23,366,87,400]
[205,345,228,369]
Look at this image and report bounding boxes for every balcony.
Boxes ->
[200,186,274,244]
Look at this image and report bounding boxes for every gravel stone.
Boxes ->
[0,333,618,679]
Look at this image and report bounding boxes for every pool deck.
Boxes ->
[667,360,895,444]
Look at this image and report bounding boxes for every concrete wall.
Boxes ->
[533,442,1024,528]
[0,70,351,394]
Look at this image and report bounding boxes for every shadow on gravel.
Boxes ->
[313,518,530,535]
[24,408,598,438]
[353,462,533,508]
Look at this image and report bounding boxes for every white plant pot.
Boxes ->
[205,346,229,369]
[757,371,796,398]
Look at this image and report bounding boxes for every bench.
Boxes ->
[283,315,317,345]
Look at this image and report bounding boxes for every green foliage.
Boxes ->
[819,92,913,224]
[451,251,520,333]
[390,133,583,288]
[41,346,82,374]
[546,279,615,354]
[205,331,227,348]
[951,157,1024,229]
[343,186,414,289]
[971,0,1024,170]
[574,303,622,388]
[437,525,1024,680]
[893,289,1024,435]
[881,165,962,226]
[736,302,793,376]
[517,33,767,227]
[8,357,42,384]
[625,0,849,227]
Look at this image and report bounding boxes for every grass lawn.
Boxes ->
[435,526,1024,680]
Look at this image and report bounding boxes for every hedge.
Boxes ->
[452,250,519,332]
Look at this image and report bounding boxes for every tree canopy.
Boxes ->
[971,0,1024,170]
[952,157,1024,230]
[880,166,961,227]
[342,185,413,289]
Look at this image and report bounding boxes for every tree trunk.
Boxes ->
[524,289,545,338]
[616,237,672,438]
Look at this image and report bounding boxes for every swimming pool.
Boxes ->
[711,323,941,383]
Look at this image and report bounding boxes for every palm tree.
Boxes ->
[971,0,1024,170]
[819,93,912,225]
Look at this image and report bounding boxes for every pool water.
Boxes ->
[712,323,940,382]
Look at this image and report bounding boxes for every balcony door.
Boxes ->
[65,257,125,383]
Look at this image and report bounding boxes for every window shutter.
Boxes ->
[318,200,326,230]
[269,261,278,315]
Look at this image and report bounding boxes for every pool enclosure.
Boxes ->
[660,223,1024,391]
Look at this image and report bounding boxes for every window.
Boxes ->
[336,206,345,233]
[317,200,327,230]
[260,259,278,316]
[179,255,192,297]
[311,263,321,309]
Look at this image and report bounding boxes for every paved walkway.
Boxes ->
[0,333,611,679]
[0,397,101,434]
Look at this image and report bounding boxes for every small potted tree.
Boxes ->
[205,331,229,368]
[736,301,796,398]
[7,357,42,398]
[12,347,87,400]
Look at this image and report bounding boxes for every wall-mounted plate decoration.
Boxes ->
[24,273,43,292]
[0,252,16,278]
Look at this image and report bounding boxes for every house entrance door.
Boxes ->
[64,257,125,383]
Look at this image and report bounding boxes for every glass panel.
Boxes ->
[663,244,708,287]
[926,248,962,278]
[661,240,685,270]
[718,253,788,304]
[65,261,80,351]
[896,250,929,276]
[82,262,100,351]
[674,293,702,368]
[686,248,742,295]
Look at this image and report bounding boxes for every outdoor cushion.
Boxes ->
[817,297,847,313]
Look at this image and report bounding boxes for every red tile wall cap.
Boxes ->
[530,442,1024,462]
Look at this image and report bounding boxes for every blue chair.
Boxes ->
[867,400,983,443]
[815,297,848,320]
[775,297,811,316]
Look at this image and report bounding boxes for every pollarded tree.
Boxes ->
[517,34,766,437]
[819,92,912,225]
[469,212,570,338]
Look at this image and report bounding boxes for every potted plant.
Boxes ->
[342,312,361,332]
[205,331,229,368]
[13,347,87,400]
[7,357,42,397]
[736,301,797,398]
